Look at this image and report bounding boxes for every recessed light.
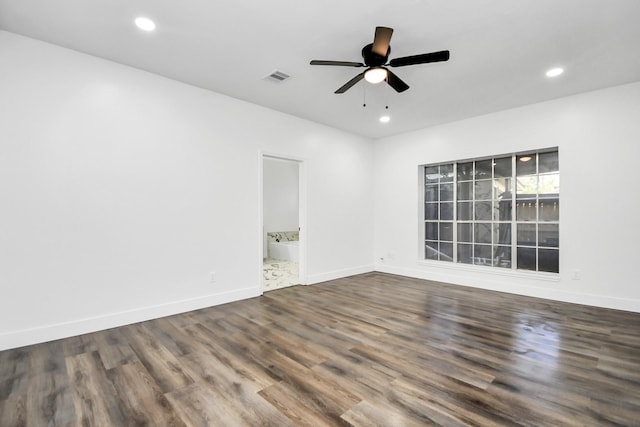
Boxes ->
[546,67,564,78]
[379,115,390,123]
[135,17,156,31]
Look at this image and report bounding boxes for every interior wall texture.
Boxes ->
[0,31,374,350]
[373,81,640,312]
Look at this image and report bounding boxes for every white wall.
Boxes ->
[0,31,374,350]
[3,30,638,351]
[263,157,299,235]
[373,81,640,312]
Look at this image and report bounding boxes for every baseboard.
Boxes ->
[306,264,375,285]
[7,263,634,352]
[0,286,261,351]
[375,264,640,313]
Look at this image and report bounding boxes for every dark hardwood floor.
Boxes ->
[1,272,640,426]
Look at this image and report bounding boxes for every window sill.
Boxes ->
[416,259,561,282]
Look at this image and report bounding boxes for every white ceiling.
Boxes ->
[1,0,639,139]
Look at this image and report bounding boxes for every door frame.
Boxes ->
[259,152,307,292]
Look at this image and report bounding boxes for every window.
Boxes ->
[423,149,559,273]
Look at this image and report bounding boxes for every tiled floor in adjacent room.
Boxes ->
[263,258,299,291]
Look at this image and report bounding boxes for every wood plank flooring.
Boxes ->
[1,272,640,426]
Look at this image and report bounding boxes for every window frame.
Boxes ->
[419,148,559,274]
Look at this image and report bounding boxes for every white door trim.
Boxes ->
[259,152,307,292]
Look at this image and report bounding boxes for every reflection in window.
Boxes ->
[474,223,492,244]
[457,201,473,221]
[475,180,492,200]
[475,201,493,221]
[425,203,438,220]
[458,223,473,243]
[423,149,559,273]
[440,223,453,242]
[458,244,472,264]
[458,182,473,200]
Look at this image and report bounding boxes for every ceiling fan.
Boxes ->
[310,26,450,94]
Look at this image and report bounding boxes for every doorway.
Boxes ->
[261,155,304,291]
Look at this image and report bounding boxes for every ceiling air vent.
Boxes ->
[264,70,291,84]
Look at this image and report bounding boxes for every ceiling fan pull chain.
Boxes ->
[362,84,367,107]
[384,81,390,110]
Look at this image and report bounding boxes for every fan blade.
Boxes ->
[389,50,450,67]
[310,60,365,67]
[385,70,409,93]
[372,26,393,57]
[335,73,365,94]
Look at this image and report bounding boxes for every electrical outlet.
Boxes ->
[572,269,581,280]
[209,272,217,283]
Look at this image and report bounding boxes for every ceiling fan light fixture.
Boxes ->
[364,67,387,84]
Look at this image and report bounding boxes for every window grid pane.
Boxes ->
[424,150,558,273]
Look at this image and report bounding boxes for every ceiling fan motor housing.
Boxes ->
[362,43,389,67]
